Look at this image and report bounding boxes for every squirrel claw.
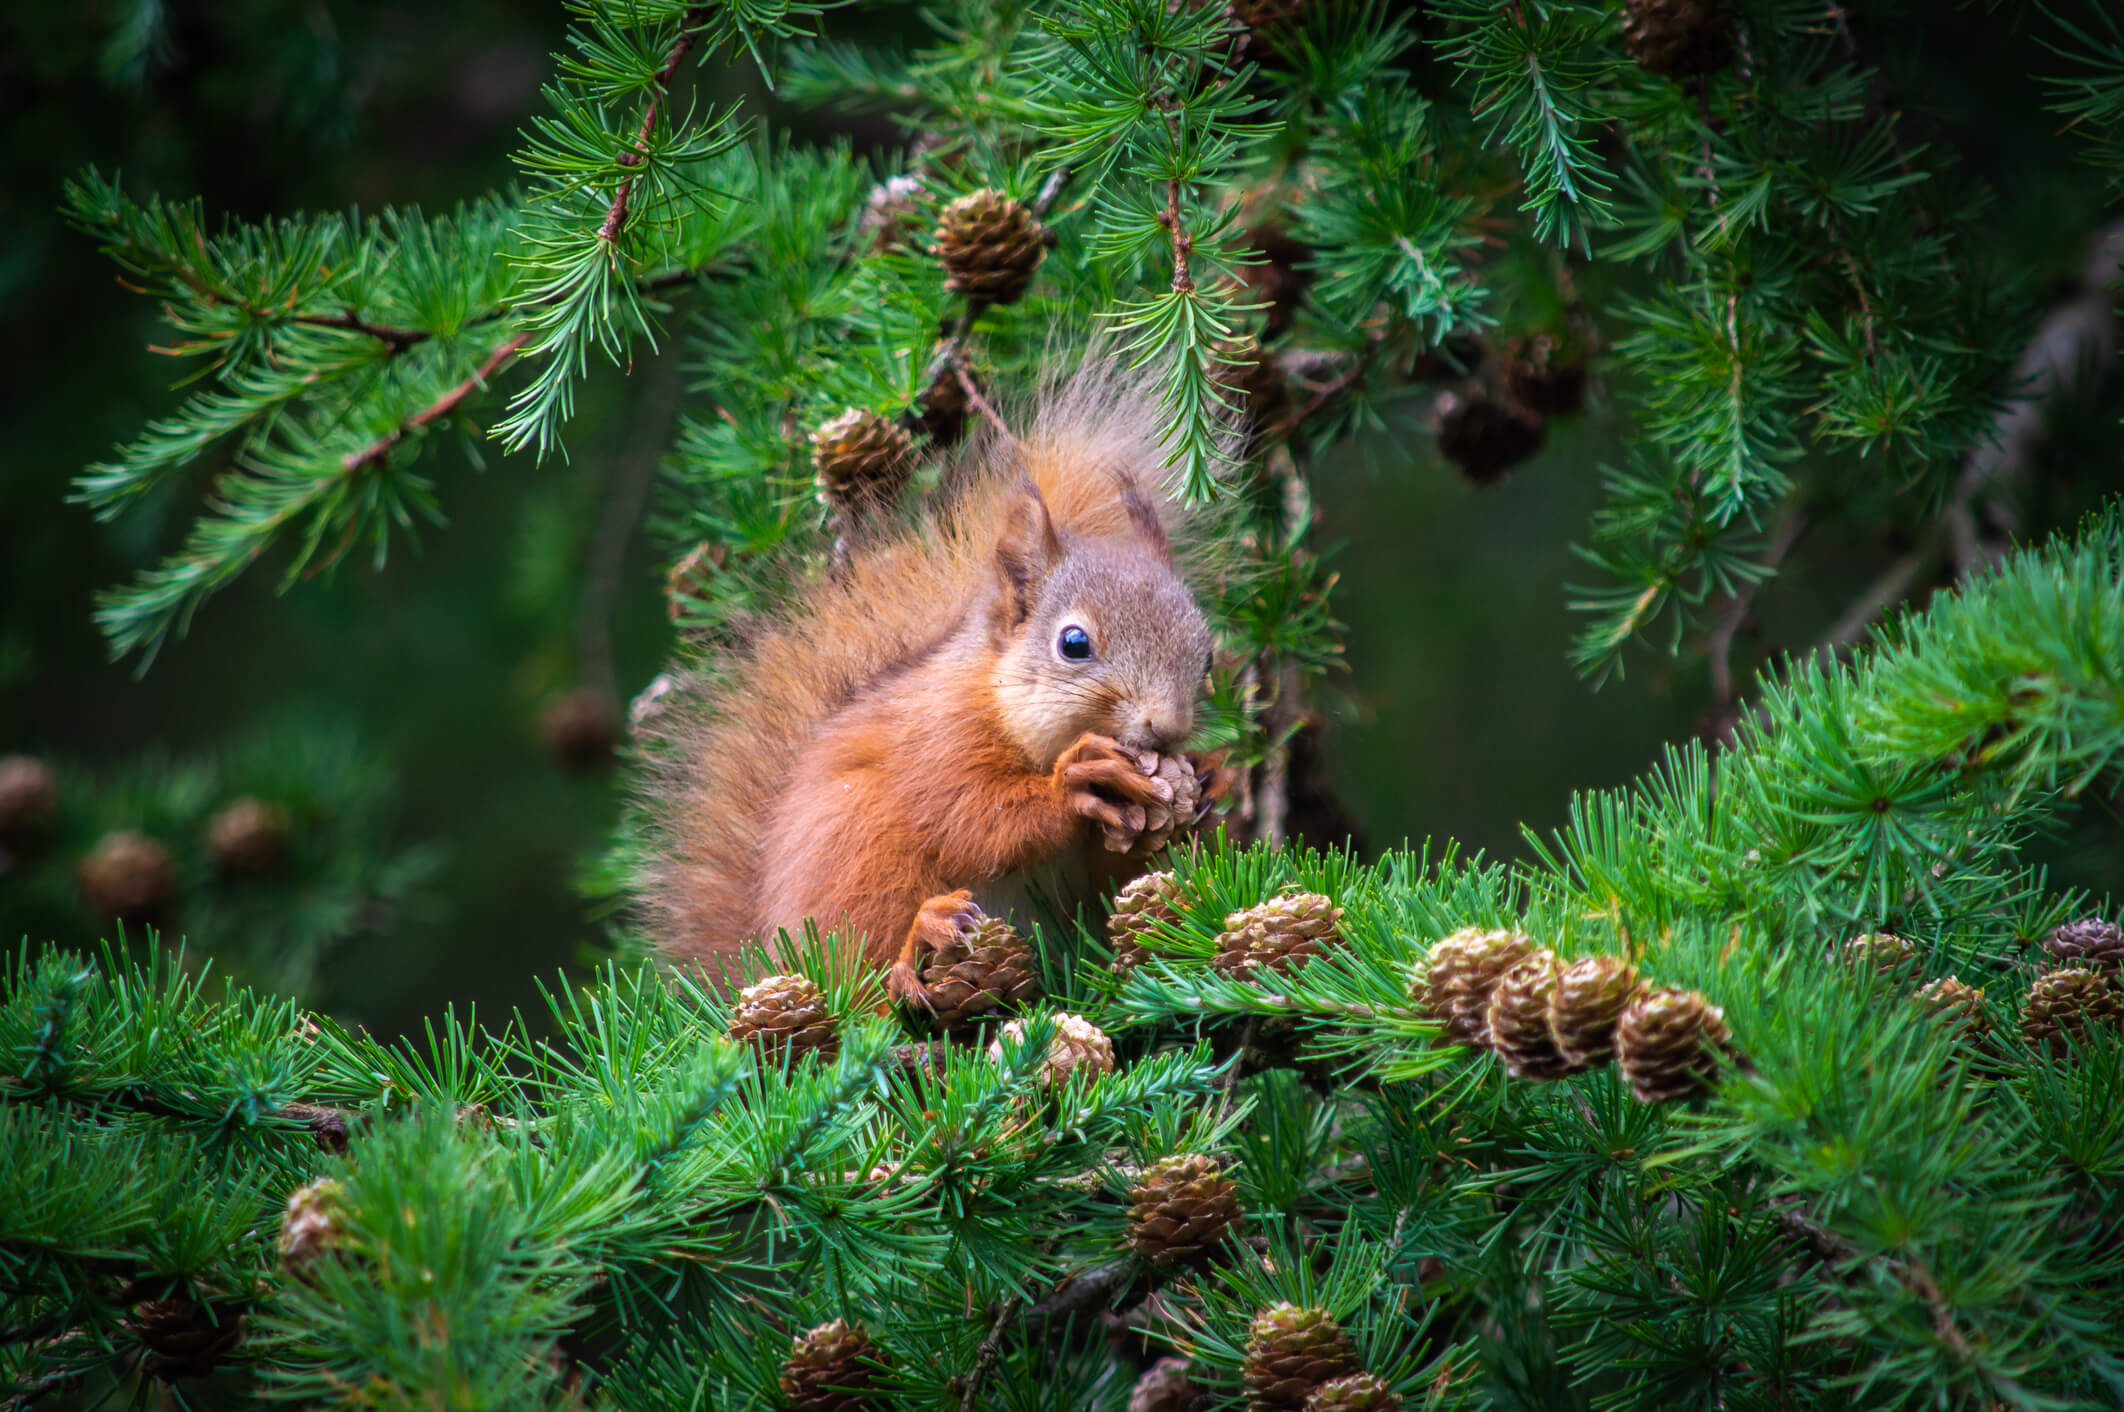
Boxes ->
[892,890,980,1015]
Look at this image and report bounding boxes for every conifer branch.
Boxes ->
[339,332,531,475]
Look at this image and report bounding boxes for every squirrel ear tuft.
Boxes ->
[994,479,1062,629]
[1118,477,1173,566]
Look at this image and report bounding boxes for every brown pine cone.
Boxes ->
[1215,892,1342,976]
[858,172,925,252]
[992,1012,1115,1087]
[279,1177,348,1270]
[538,688,619,772]
[930,190,1049,304]
[1546,955,1643,1069]
[1127,1153,1243,1268]
[729,973,841,1063]
[207,797,290,877]
[1129,1357,1199,1412]
[780,1319,887,1412]
[0,755,57,841]
[1109,870,1188,972]
[1913,975,1989,1043]
[1305,1373,1403,1412]
[1498,332,1587,417]
[1434,391,1545,485]
[1841,932,1916,975]
[76,830,177,925]
[918,361,978,447]
[2020,967,2123,1057]
[1615,987,1731,1103]
[1621,0,1733,78]
[2044,916,2124,976]
[917,911,1039,1032]
[1244,1303,1360,1412]
[1415,927,1536,1047]
[811,407,915,515]
[128,1297,244,1380]
[1484,949,1573,1080]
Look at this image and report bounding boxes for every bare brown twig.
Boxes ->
[954,1297,1023,1411]
[338,332,531,474]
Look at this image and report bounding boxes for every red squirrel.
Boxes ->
[644,367,1219,1007]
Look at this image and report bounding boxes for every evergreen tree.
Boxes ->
[7,1,2124,1409]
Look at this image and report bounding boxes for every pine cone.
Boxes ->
[1498,332,1587,417]
[0,755,57,841]
[991,1012,1115,1087]
[930,190,1049,304]
[1215,891,1342,976]
[1415,927,1536,1047]
[1841,931,1916,975]
[1434,391,1545,485]
[1914,975,1989,1043]
[1129,1357,1198,1412]
[666,541,726,622]
[76,830,177,925]
[538,688,619,771]
[918,911,1039,1032]
[1305,1373,1403,1412]
[1615,987,1731,1103]
[859,172,925,252]
[918,361,978,447]
[1109,870,1188,972]
[279,1177,348,1270]
[207,797,290,877]
[1621,0,1733,78]
[811,407,915,515]
[1484,949,1573,1079]
[2044,916,2124,976]
[1243,1303,1360,1412]
[128,1297,244,1380]
[780,1318,887,1412]
[1127,1153,1243,1268]
[1546,954,1643,1069]
[2020,967,2122,1057]
[729,973,841,1063]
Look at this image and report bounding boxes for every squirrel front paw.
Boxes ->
[890,889,982,1013]
[1054,732,1176,856]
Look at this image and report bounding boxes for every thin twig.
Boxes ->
[597,8,714,247]
[339,332,530,474]
[955,1297,1022,1411]
[293,312,432,351]
[1704,504,1811,713]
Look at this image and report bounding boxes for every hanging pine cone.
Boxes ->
[76,830,177,925]
[1914,975,1989,1043]
[0,754,57,842]
[1484,950,1574,1080]
[2044,916,2124,976]
[1546,954,1643,1069]
[915,910,1039,1032]
[918,360,978,447]
[930,190,1049,305]
[1127,1153,1243,1268]
[1498,332,1588,417]
[1215,891,1342,976]
[2020,967,2123,1057]
[1414,927,1536,1047]
[811,407,916,515]
[128,1297,244,1380]
[1305,1373,1403,1412]
[665,541,726,622]
[1243,1303,1360,1412]
[207,797,290,878]
[1615,987,1731,1103]
[1621,0,1733,78]
[780,1319,887,1412]
[991,1012,1115,1087]
[728,973,841,1063]
[538,687,619,772]
[1434,391,1545,485]
[278,1177,348,1270]
[1109,869,1188,972]
[1841,931,1917,975]
[1129,1357,1199,1412]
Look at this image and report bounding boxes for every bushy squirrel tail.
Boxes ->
[639,357,1230,972]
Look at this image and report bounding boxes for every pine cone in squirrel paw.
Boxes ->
[1243,1303,1360,1412]
[1484,949,1575,1080]
[1413,927,1535,1047]
[2020,967,2122,1058]
[728,973,841,1064]
[128,1297,244,1380]
[1434,391,1545,485]
[1129,1357,1199,1412]
[780,1319,888,1412]
[1305,1373,1403,1412]
[1215,891,1343,976]
[1914,975,1989,1044]
[76,830,177,925]
[930,190,1050,305]
[991,1012,1115,1088]
[915,909,1039,1032]
[1109,869,1189,973]
[1615,986,1731,1103]
[811,408,915,516]
[1622,0,1733,78]
[1127,1153,1243,1269]
[2044,916,2124,976]
[1546,955,1643,1069]
[1131,751,1204,855]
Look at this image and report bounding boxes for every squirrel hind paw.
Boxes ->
[891,890,982,1014]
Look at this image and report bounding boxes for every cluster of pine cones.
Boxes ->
[1863,916,2123,1058]
[1107,869,1345,979]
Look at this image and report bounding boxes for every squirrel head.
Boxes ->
[986,479,1212,768]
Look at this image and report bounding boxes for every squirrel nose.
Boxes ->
[1128,712,1186,751]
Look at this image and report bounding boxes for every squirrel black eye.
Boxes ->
[1058,625,1093,661]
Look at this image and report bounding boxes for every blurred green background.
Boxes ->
[4,0,2119,1038]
